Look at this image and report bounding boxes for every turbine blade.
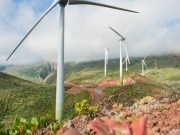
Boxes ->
[122,58,126,65]
[6,0,60,61]
[109,27,124,39]
[123,41,130,64]
[130,59,135,62]
[69,0,139,13]
[124,25,130,37]
[144,61,147,69]
[143,54,147,61]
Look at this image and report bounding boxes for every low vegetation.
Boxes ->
[75,99,99,117]
[0,114,62,135]
[0,72,91,128]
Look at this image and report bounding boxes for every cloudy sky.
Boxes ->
[0,0,180,65]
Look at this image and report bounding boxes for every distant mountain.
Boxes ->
[4,62,57,83]
[0,65,6,71]
[39,62,57,80]
[0,64,14,71]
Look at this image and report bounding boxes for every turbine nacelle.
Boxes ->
[59,0,68,7]
[104,48,109,52]
[119,37,126,41]
[141,59,147,69]
[109,26,130,65]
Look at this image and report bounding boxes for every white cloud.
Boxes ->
[0,0,180,65]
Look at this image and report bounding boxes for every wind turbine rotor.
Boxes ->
[69,0,139,13]
[109,27,125,39]
[123,41,130,64]
[143,61,147,69]
[143,54,147,61]
[123,25,130,37]
[122,57,127,65]
[6,0,61,61]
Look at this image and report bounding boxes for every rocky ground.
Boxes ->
[63,90,180,135]
[36,77,180,135]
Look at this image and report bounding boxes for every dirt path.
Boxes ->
[66,85,102,105]
[89,88,102,105]
[65,78,136,105]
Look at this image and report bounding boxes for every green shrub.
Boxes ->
[50,122,63,134]
[75,99,99,117]
[0,114,59,135]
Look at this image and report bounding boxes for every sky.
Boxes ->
[0,0,180,65]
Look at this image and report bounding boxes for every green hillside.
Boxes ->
[4,63,44,83]
[0,72,90,127]
[147,68,180,89]
[4,54,180,86]
[64,54,180,86]
[4,62,57,84]
[103,74,170,107]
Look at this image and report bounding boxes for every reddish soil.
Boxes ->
[66,85,102,105]
[98,78,136,89]
[64,78,180,135]
[36,77,179,135]
[64,97,180,135]
[66,78,136,105]
[66,85,85,95]
[88,88,101,106]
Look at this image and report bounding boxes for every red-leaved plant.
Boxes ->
[56,116,153,135]
[87,116,149,135]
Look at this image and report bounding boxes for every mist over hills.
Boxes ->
[2,54,180,85]
[0,65,14,72]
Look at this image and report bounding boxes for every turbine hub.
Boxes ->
[59,0,68,7]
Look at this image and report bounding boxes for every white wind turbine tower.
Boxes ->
[109,26,130,86]
[141,54,148,76]
[104,48,109,77]
[155,59,157,70]
[123,56,130,72]
[6,0,138,121]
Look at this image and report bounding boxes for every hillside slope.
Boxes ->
[0,72,90,127]
[4,62,56,83]
[0,72,56,126]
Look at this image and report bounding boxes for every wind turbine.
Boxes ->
[155,59,157,69]
[104,48,109,77]
[123,56,130,72]
[6,0,138,122]
[141,54,147,76]
[109,26,130,86]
